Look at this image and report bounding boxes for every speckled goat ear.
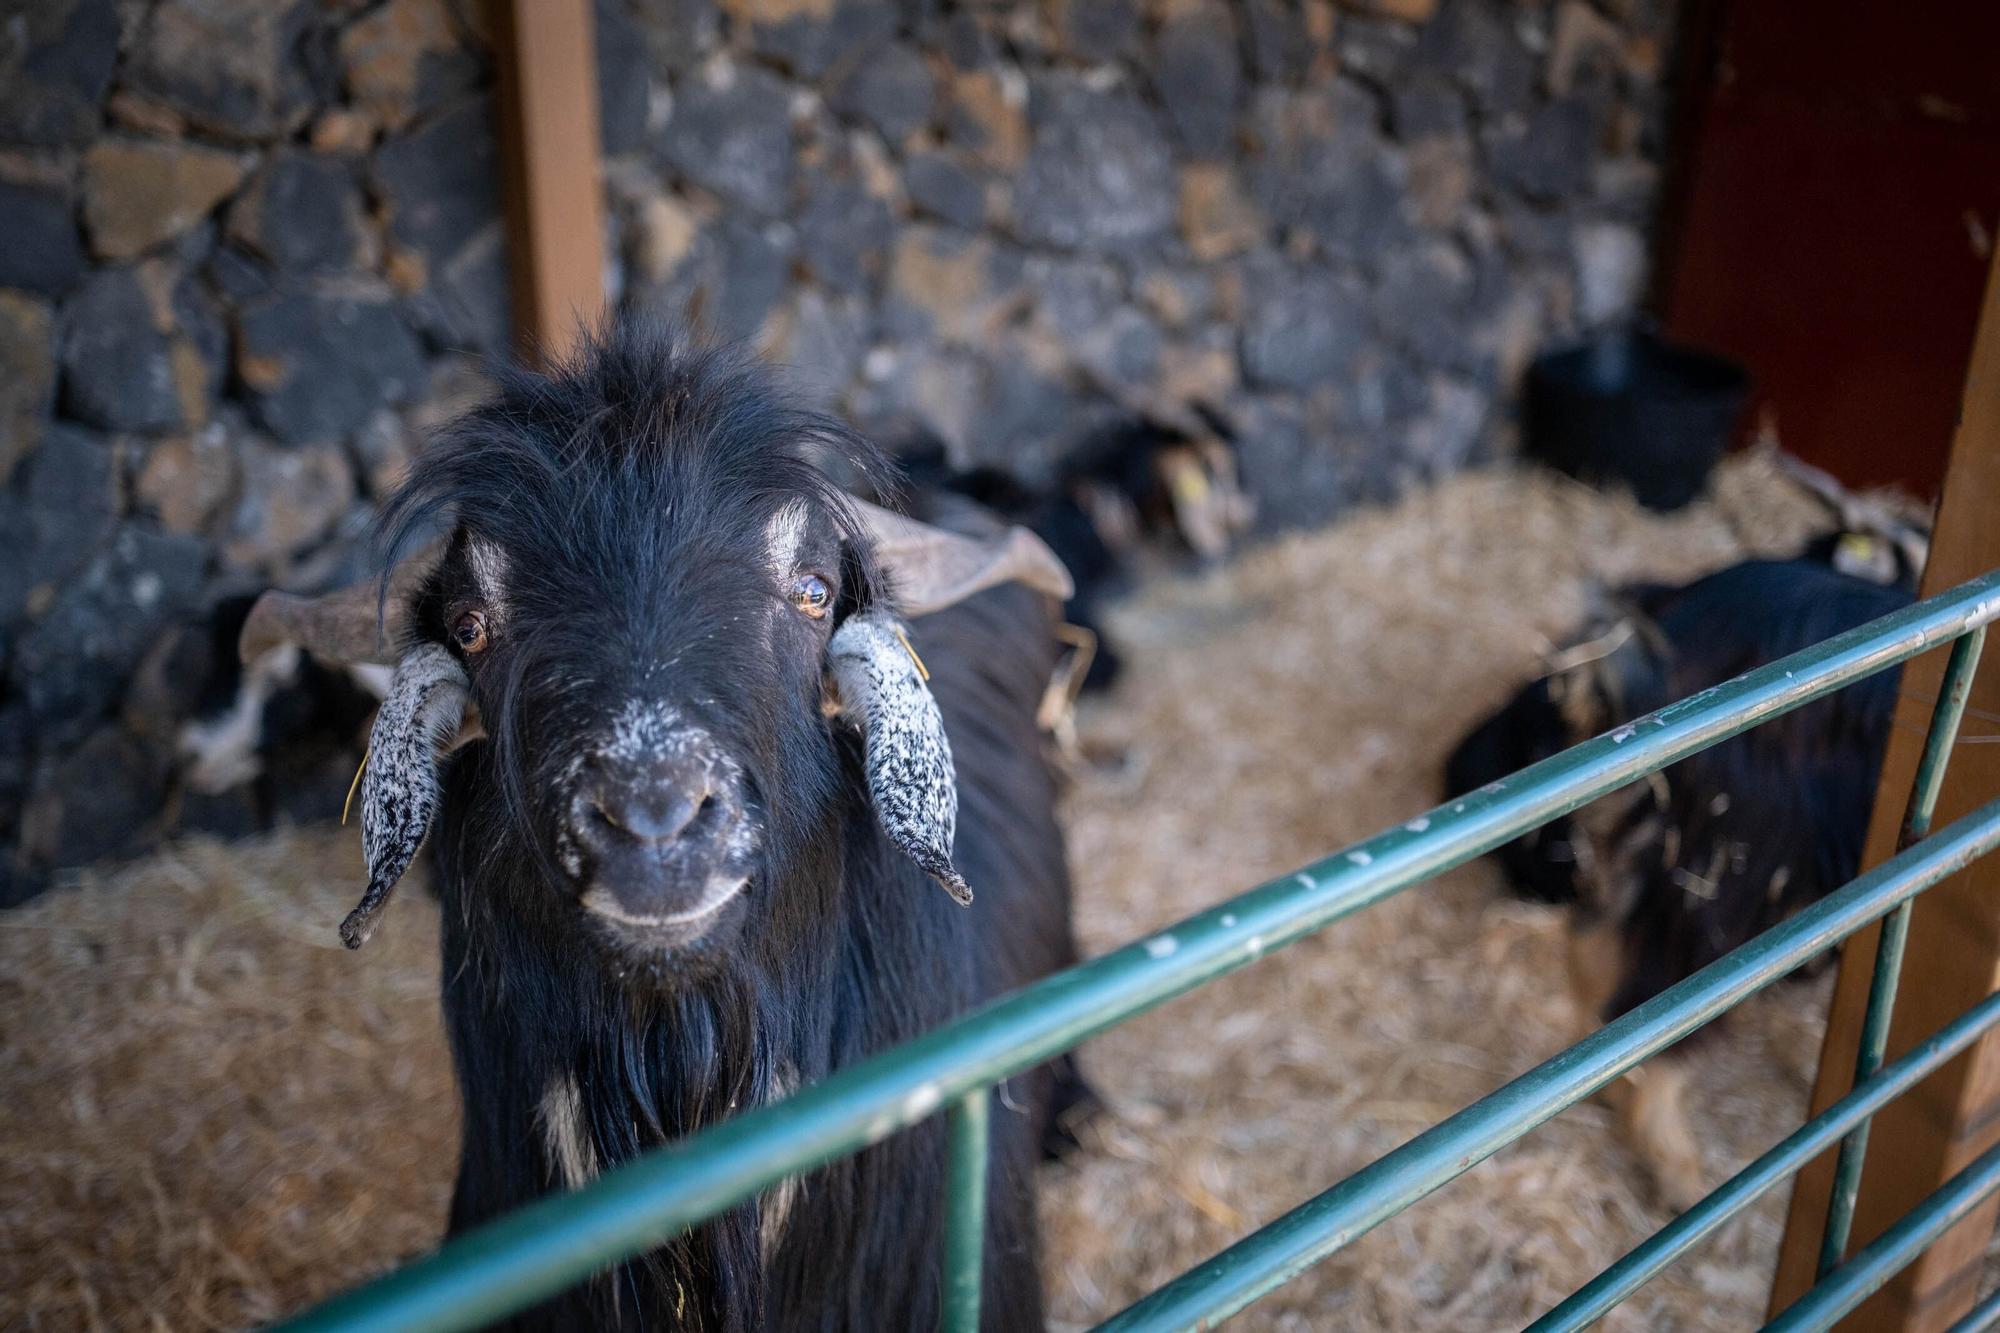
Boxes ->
[345,642,470,948]
[827,612,971,907]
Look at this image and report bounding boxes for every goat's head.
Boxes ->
[241,329,1069,977]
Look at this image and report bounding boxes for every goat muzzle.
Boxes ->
[566,728,755,943]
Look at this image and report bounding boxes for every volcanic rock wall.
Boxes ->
[0,0,1674,899]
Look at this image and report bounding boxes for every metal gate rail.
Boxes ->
[276,568,2000,1333]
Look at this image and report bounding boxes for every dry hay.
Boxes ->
[0,834,455,1331]
[0,451,1897,1330]
[1040,449,1852,1331]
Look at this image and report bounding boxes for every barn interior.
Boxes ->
[3,1,1999,1329]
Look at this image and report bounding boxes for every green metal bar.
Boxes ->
[1945,1285,2000,1333]
[1768,1138,2000,1331]
[1098,800,2000,1333]
[1905,629,1988,848]
[275,572,2000,1333]
[1819,626,1985,1276]
[1817,898,1913,1277]
[1528,989,2000,1333]
[943,1090,990,1333]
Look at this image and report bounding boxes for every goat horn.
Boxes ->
[237,540,443,667]
[852,499,1073,617]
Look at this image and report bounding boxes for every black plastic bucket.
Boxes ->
[1522,332,1751,512]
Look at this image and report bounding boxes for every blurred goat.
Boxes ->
[170,594,388,830]
[898,414,1252,694]
[1446,475,1927,1209]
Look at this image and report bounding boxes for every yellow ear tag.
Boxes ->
[893,625,930,681]
[1169,465,1212,505]
[342,745,371,826]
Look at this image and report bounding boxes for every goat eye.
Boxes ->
[790,574,832,620]
[452,610,490,654]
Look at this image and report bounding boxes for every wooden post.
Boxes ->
[1771,252,2000,1327]
[490,0,606,366]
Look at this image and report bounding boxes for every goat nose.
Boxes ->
[575,742,725,849]
[592,782,710,844]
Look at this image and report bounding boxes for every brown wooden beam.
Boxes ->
[490,0,606,366]
[1770,251,2000,1327]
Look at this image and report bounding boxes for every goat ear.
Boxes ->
[345,642,470,948]
[851,499,1072,617]
[826,611,971,906]
[237,540,444,667]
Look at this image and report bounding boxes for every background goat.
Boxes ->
[895,416,1252,694]
[1446,546,1914,1209]
[168,594,387,834]
[251,326,1084,1331]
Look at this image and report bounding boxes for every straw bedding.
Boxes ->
[0,453,1907,1330]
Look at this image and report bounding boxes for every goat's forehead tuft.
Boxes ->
[378,323,894,599]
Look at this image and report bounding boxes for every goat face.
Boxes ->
[259,331,1071,980]
[409,475,878,976]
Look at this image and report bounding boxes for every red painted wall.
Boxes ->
[1661,0,2000,498]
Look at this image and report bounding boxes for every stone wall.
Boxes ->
[635,0,1675,514]
[0,0,518,902]
[0,0,1676,900]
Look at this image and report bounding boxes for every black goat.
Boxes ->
[896,415,1252,694]
[1445,552,1913,1207]
[1447,555,1912,939]
[252,326,1084,1331]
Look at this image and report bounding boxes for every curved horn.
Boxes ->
[851,499,1073,618]
[237,540,443,667]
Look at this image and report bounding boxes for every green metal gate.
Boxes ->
[278,568,2000,1333]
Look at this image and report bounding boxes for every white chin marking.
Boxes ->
[581,875,748,929]
[759,1057,803,1261]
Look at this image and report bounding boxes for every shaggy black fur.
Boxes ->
[379,325,1079,1331]
[1447,556,1911,1018]
[1590,561,1908,1017]
[1443,671,1595,906]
